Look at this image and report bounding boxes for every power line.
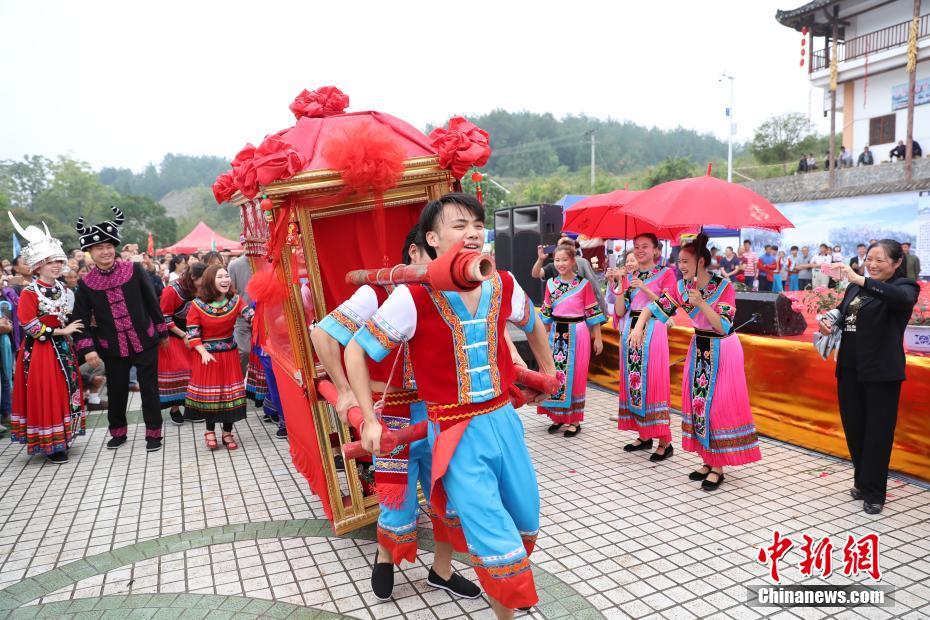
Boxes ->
[491,132,589,156]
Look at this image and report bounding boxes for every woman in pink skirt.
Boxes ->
[630,233,761,490]
[608,234,677,462]
[538,244,606,437]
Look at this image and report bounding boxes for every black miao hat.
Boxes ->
[76,206,124,251]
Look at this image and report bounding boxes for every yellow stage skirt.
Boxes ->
[589,325,930,483]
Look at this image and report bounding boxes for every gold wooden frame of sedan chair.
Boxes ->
[230,157,453,535]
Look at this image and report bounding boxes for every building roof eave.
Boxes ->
[775,0,841,35]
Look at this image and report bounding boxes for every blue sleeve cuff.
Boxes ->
[353,326,395,362]
[318,314,356,347]
[519,305,539,333]
[586,313,607,327]
[648,301,671,324]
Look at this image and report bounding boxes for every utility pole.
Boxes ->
[720,72,735,182]
[906,0,920,181]
[828,5,840,188]
[589,130,597,192]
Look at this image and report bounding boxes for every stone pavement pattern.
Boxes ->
[0,387,929,619]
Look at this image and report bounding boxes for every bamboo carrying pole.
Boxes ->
[317,368,564,460]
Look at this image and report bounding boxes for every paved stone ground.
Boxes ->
[0,387,928,619]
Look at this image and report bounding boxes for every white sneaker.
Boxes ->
[608,414,619,422]
[87,393,101,405]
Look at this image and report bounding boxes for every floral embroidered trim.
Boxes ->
[82,261,134,291]
[486,276,503,398]
[193,295,240,317]
[106,285,142,356]
[328,309,361,334]
[429,289,471,403]
[363,317,400,353]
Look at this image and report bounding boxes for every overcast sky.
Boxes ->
[0,0,828,172]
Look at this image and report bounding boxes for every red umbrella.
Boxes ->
[562,189,689,240]
[620,174,793,232]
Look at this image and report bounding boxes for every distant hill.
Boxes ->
[99,154,229,201]
[431,110,731,178]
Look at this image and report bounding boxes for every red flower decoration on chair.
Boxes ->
[289,86,350,119]
[428,117,491,179]
[212,170,237,204]
[234,136,306,199]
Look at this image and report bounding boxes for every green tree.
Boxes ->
[0,155,55,209]
[750,112,813,172]
[645,157,699,187]
[111,194,178,250]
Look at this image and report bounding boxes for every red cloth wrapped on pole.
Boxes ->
[345,242,494,292]
[329,367,565,460]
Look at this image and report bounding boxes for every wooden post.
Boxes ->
[906,0,920,181]
[829,19,838,189]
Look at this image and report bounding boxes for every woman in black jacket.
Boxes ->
[820,239,919,515]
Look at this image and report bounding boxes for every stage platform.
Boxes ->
[589,323,930,484]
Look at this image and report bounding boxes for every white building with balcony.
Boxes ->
[777,0,930,160]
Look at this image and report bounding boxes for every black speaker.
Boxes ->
[494,209,513,272]
[734,292,806,336]
[509,204,563,305]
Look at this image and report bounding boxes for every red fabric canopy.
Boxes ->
[157,222,242,255]
[279,110,436,173]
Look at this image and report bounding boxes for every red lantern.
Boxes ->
[471,171,483,183]
[801,49,806,56]
[260,197,273,211]
[800,58,805,67]
[801,39,806,47]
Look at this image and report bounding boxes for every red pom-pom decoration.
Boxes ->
[322,122,407,194]
[260,198,273,211]
[801,26,809,35]
[289,86,350,120]
[428,117,492,180]
[212,171,237,204]
[800,58,805,66]
[471,171,484,183]
[246,269,289,306]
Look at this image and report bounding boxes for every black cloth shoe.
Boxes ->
[701,471,725,491]
[689,464,712,481]
[146,438,162,453]
[623,438,653,452]
[863,501,884,515]
[649,445,673,462]
[170,410,185,426]
[275,428,288,439]
[547,423,563,434]
[106,436,127,450]
[47,451,69,464]
[850,487,863,501]
[370,549,394,601]
[563,425,581,438]
[186,412,205,423]
[427,568,481,599]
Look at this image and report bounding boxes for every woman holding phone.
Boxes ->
[819,240,918,514]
